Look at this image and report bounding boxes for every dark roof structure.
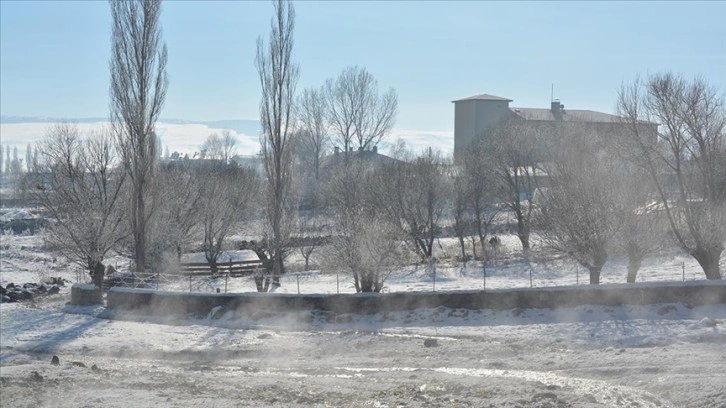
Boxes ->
[510,108,623,123]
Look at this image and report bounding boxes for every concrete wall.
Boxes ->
[70,284,103,306]
[454,100,513,159]
[98,281,726,319]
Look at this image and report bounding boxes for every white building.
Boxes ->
[452,93,657,160]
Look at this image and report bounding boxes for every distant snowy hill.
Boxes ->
[0,116,263,156]
[0,116,453,157]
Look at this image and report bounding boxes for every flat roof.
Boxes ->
[452,94,513,103]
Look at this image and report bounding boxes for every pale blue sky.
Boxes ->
[1,1,724,131]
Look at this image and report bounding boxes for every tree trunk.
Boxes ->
[254,274,265,292]
[516,215,530,251]
[626,250,643,283]
[588,248,608,285]
[134,183,147,273]
[271,250,284,289]
[692,245,723,280]
[89,261,105,289]
[588,266,601,285]
[353,271,361,293]
[626,256,642,283]
[458,234,466,260]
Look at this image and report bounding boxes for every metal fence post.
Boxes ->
[433,266,436,292]
[529,268,533,288]
[225,272,228,293]
[189,274,192,292]
[483,263,486,290]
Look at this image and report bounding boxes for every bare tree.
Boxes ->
[324,66,398,154]
[198,163,260,274]
[374,148,449,273]
[538,127,623,284]
[147,161,204,273]
[617,73,725,279]
[295,215,327,271]
[34,124,128,287]
[109,0,168,273]
[611,167,666,282]
[296,86,329,181]
[256,0,299,290]
[25,144,32,173]
[460,146,500,260]
[480,118,544,255]
[4,145,9,174]
[202,130,238,163]
[451,169,473,260]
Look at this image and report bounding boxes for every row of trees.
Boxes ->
[0,145,39,179]
[31,123,260,286]
[319,72,724,289]
[464,73,725,284]
[27,0,256,287]
[29,0,724,292]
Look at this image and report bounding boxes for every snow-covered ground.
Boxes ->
[2,232,726,407]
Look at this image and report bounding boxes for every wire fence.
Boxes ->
[75,254,712,295]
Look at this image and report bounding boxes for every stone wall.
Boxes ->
[99,281,726,318]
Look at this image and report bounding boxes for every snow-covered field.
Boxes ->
[2,232,726,407]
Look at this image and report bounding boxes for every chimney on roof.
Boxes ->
[334,146,340,156]
[372,145,377,154]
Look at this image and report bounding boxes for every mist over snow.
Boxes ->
[0,117,454,158]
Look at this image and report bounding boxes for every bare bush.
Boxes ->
[324,206,404,293]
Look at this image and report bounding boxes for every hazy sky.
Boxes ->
[1,1,724,131]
